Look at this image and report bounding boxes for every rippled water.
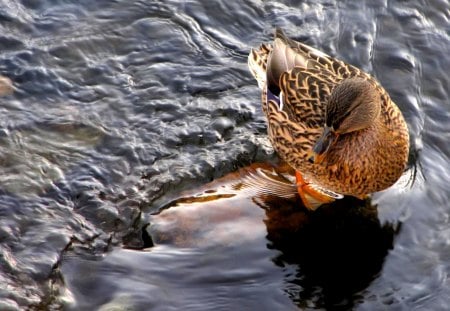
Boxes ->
[1,0,450,310]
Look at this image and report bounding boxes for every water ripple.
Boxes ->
[0,0,449,309]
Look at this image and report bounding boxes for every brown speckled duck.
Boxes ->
[248,29,410,210]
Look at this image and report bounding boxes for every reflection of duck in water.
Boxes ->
[258,180,396,309]
[269,166,398,308]
[248,29,409,210]
[140,162,395,309]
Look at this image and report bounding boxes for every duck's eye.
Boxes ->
[331,109,353,131]
[332,121,339,130]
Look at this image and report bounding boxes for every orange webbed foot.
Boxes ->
[295,171,336,211]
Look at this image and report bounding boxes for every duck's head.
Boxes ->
[311,78,381,164]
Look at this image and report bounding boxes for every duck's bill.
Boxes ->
[312,125,338,164]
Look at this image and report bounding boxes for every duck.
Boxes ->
[248,29,410,210]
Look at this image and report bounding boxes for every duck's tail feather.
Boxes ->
[248,43,272,90]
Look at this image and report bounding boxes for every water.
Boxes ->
[0,0,449,309]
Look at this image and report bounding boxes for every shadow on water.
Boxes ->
[144,162,397,310]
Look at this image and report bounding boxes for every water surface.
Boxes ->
[0,0,450,310]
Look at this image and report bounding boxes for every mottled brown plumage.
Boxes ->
[248,29,409,209]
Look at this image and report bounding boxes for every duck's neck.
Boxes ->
[327,117,383,165]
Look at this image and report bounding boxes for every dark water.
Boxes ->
[0,0,449,310]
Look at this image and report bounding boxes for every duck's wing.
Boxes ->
[270,28,367,81]
[277,67,333,128]
[266,30,310,94]
[264,92,320,163]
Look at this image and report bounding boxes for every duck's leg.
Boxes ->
[295,171,335,210]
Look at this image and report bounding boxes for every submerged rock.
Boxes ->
[0,76,14,96]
